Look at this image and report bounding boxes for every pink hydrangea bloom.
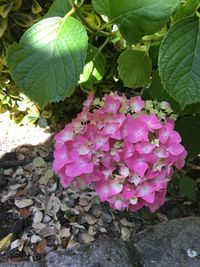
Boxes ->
[53,93,187,213]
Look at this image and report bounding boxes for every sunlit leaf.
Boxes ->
[79,45,106,87]
[7,16,88,107]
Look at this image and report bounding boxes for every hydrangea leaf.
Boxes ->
[118,49,152,88]
[92,0,180,43]
[149,70,181,113]
[44,0,71,18]
[175,114,200,158]
[7,16,88,107]
[79,45,106,87]
[159,17,200,109]
[178,176,197,201]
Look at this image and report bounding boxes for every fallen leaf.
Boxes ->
[0,233,13,252]
[157,212,168,222]
[36,239,47,254]
[20,208,32,218]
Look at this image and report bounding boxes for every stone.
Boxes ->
[46,238,141,267]
[102,212,113,224]
[132,216,200,267]
[0,263,43,267]
[80,232,95,243]
[15,199,33,208]
[33,157,46,168]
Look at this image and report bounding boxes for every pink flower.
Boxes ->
[139,114,162,131]
[122,115,149,143]
[53,92,187,214]
[135,142,155,154]
[130,96,145,113]
[103,94,121,113]
[65,155,93,177]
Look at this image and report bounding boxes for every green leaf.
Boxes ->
[7,16,88,107]
[118,49,152,88]
[92,0,180,43]
[0,16,7,37]
[149,70,181,113]
[173,0,199,22]
[32,0,42,15]
[178,176,196,201]
[0,0,14,18]
[159,17,200,109]
[44,0,71,18]
[79,45,106,87]
[175,114,200,158]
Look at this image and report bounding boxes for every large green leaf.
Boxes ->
[79,45,106,87]
[149,70,200,115]
[92,0,180,43]
[159,17,200,109]
[175,114,200,158]
[118,49,152,88]
[7,16,88,107]
[44,0,71,18]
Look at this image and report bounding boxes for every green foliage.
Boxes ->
[1,0,200,159]
[118,48,152,88]
[7,15,88,107]
[159,17,200,109]
[44,0,71,18]
[178,176,197,201]
[92,0,180,43]
[175,114,200,158]
[79,45,106,87]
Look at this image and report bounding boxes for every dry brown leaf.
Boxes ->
[16,189,28,196]
[157,212,168,222]
[36,239,47,254]
[19,208,32,218]
[0,233,13,252]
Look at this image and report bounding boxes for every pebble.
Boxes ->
[80,233,95,244]
[28,186,41,196]
[16,167,24,176]
[3,168,13,176]
[120,218,136,228]
[79,197,89,206]
[15,198,33,208]
[33,210,43,223]
[92,208,102,218]
[44,169,54,179]
[84,214,97,225]
[88,225,97,236]
[31,235,42,244]
[121,227,131,241]
[59,228,71,238]
[33,157,46,168]
[39,227,56,238]
[102,212,113,224]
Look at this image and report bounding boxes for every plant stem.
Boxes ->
[67,0,112,37]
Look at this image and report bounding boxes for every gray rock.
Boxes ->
[132,216,200,267]
[46,238,141,267]
[0,262,43,267]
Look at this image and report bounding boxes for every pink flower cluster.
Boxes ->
[53,93,187,212]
